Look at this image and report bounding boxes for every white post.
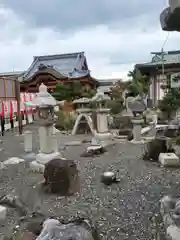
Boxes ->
[24,131,33,152]
[28,113,33,123]
[4,116,11,131]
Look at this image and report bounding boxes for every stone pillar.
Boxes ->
[24,131,33,153]
[39,125,53,154]
[52,133,59,153]
[131,118,144,142]
[96,109,109,133]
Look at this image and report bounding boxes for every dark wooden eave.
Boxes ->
[21,67,67,84]
[135,62,180,75]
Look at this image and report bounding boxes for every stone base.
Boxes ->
[94,133,114,147]
[29,161,45,173]
[159,153,180,167]
[130,139,145,144]
[36,152,63,165]
[95,132,112,141]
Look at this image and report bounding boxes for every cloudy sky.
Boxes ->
[0,0,180,79]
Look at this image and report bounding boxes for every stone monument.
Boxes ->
[26,83,63,171]
[92,89,110,134]
[129,96,146,143]
[91,90,113,147]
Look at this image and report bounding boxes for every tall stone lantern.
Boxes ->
[27,83,61,165]
[129,96,146,143]
[92,89,110,134]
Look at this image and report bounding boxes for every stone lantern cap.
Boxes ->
[25,83,57,107]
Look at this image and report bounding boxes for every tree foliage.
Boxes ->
[126,69,149,98]
[52,82,96,101]
[158,87,180,118]
[110,80,126,100]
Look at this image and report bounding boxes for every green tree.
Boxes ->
[158,86,180,119]
[52,82,97,101]
[51,84,71,101]
[69,81,83,100]
[110,80,125,100]
[126,69,149,98]
[81,88,96,98]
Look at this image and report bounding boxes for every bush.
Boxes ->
[55,110,75,131]
[171,136,180,145]
[106,99,124,115]
[111,114,133,129]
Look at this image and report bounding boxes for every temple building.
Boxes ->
[19,52,99,93]
[135,50,180,106]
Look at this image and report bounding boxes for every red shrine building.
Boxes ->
[19,52,99,93]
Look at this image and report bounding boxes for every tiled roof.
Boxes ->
[0,71,24,76]
[136,50,180,67]
[23,52,89,81]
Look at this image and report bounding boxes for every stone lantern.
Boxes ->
[27,83,62,166]
[73,97,92,115]
[92,90,110,134]
[129,96,146,143]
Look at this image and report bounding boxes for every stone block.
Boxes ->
[29,161,45,173]
[36,152,62,165]
[0,205,7,221]
[167,225,180,240]
[159,153,180,167]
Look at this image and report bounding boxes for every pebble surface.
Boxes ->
[0,126,180,239]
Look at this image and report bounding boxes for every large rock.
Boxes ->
[160,196,180,240]
[36,217,101,240]
[43,159,79,195]
[143,138,174,162]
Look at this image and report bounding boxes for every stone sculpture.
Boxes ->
[43,158,80,195]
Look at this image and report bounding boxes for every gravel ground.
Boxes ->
[0,125,180,239]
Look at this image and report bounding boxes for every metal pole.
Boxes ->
[15,79,22,135]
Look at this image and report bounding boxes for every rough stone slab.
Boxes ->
[0,205,7,221]
[3,157,25,166]
[159,153,180,167]
[29,161,45,173]
[167,225,180,240]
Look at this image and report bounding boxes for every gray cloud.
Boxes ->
[1,0,165,31]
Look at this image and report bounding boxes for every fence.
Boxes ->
[0,92,36,134]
